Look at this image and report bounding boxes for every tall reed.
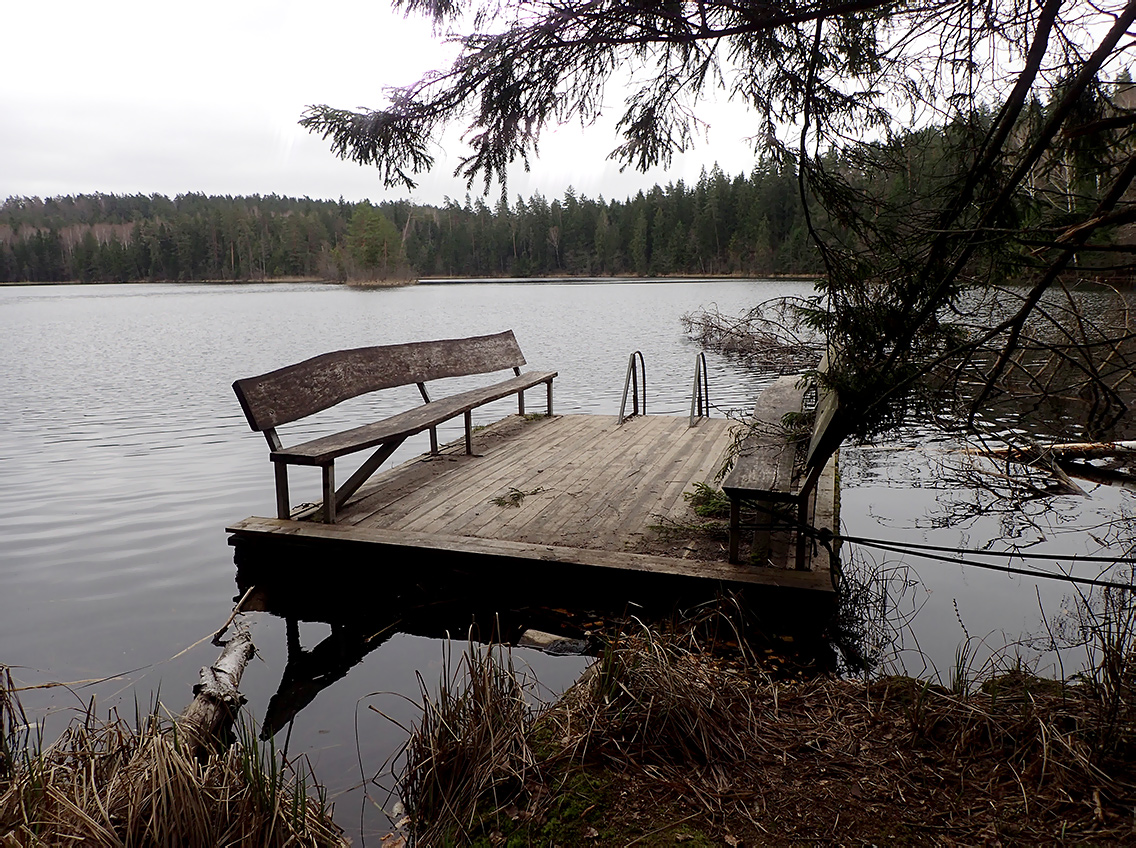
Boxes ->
[384,643,535,846]
[0,668,345,847]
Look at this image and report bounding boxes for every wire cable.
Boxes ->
[834,532,1136,565]
[737,500,1135,589]
[842,535,1134,591]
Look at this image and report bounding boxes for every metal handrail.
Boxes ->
[689,351,710,426]
[617,350,646,424]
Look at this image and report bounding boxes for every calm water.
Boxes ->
[1,280,1132,839]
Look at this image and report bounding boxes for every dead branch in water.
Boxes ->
[681,300,822,375]
[964,440,1136,462]
[959,439,1136,494]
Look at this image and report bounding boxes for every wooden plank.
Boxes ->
[471,415,651,539]
[338,434,502,526]
[609,419,736,543]
[412,418,606,537]
[342,415,722,553]
[380,415,592,534]
[389,433,579,534]
[589,418,713,524]
[272,371,556,464]
[562,417,710,547]
[282,417,514,528]
[415,415,607,532]
[233,331,530,431]
[338,413,550,523]
[226,517,834,593]
[493,416,686,545]
[806,453,839,576]
[806,347,842,473]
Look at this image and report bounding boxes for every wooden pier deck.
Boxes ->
[228,412,837,605]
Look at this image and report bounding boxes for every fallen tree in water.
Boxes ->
[966,440,1136,462]
[680,300,823,376]
[0,627,346,847]
[179,623,257,759]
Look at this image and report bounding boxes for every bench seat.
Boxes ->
[721,375,812,567]
[274,370,558,465]
[721,376,809,505]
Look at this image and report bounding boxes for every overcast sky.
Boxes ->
[4,0,761,207]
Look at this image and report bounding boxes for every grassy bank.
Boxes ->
[0,667,345,847]
[385,616,1136,846]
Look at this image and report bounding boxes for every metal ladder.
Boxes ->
[689,351,709,427]
[617,350,646,424]
[617,351,711,426]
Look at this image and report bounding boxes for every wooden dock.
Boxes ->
[228,412,837,620]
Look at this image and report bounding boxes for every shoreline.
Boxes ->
[1,273,821,288]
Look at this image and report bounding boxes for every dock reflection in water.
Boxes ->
[234,531,839,740]
[235,544,606,740]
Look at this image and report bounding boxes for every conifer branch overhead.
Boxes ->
[305,0,1136,459]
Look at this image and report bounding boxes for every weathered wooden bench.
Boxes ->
[721,367,839,568]
[233,331,557,523]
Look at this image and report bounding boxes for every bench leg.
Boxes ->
[464,410,473,455]
[751,499,774,566]
[274,462,291,520]
[795,493,811,570]
[429,426,439,455]
[728,498,741,564]
[518,389,525,416]
[322,463,336,524]
[547,380,554,416]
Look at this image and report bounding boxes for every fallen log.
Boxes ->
[967,440,1136,462]
[179,622,256,757]
[1,621,347,845]
[1057,460,1136,490]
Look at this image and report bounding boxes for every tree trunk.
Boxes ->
[178,623,256,756]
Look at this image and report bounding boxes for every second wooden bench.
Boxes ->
[721,370,838,568]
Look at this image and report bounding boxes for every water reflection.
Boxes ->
[234,531,847,741]
[239,568,603,743]
[833,414,1136,683]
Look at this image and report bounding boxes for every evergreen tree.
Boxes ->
[346,202,408,280]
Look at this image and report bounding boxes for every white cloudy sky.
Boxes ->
[3,0,761,207]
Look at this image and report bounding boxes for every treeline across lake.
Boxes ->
[0,163,821,283]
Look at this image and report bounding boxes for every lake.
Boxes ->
[2,279,1132,839]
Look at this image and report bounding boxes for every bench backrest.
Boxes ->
[233,330,527,432]
[805,347,842,472]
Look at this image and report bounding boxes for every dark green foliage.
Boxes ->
[0,169,822,282]
[0,193,349,283]
[344,201,409,280]
[682,482,732,518]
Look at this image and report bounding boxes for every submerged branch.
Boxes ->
[681,300,823,374]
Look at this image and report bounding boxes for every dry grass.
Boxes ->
[0,671,345,847]
[550,627,1136,844]
[379,645,536,846]
[387,603,1136,845]
[490,486,546,508]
